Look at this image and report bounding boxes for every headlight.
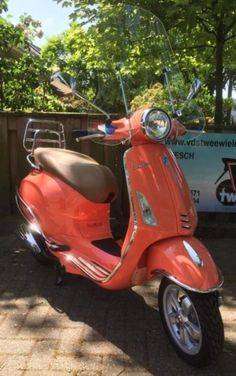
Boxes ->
[141,108,172,141]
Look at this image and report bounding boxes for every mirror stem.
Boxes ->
[117,70,129,115]
[163,68,175,114]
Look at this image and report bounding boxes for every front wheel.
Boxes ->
[158,278,224,367]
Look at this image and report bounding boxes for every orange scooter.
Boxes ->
[16,4,224,367]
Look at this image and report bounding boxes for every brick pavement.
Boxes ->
[0,231,235,375]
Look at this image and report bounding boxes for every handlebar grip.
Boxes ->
[72,129,89,139]
[76,134,104,141]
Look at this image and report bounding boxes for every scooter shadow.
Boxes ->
[40,271,224,375]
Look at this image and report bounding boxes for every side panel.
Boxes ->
[19,170,111,240]
[101,144,199,289]
[19,170,120,273]
[146,236,222,291]
[124,143,197,239]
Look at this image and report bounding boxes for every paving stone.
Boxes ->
[23,304,50,329]
[0,339,35,354]
[57,327,85,355]
[0,232,236,376]
[0,370,23,376]
[18,322,62,340]
[82,340,126,357]
[27,339,59,370]
[102,354,152,376]
[0,315,6,327]
[0,355,7,368]
[0,355,28,370]
[51,354,103,372]
[0,313,26,338]
[23,371,73,376]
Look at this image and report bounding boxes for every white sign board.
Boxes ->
[165,133,236,212]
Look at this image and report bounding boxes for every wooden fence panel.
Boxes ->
[0,116,11,215]
[1,112,236,223]
[0,112,128,217]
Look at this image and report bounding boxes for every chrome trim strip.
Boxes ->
[62,147,138,285]
[181,218,190,223]
[101,147,138,284]
[102,224,138,283]
[15,190,48,241]
[154,269,224,293]
[123,148,137,225]
[66,255,110,281]
[16,190,38,224]
[182,225,192,229]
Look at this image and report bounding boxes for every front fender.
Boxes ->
[147,236,223,292]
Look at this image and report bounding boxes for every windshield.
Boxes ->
[66,4,205,140]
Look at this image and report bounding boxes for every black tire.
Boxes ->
[158,278,224,367]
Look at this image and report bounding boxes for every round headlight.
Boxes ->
[141,108,172,141]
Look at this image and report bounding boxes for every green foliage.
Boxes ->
[0,17,67,112]
[2,0,236,122]
[0,0,8,14]
[43,4,187,114]
[130,83,169,112]
[16,14,44,41]
[53,0,236,124]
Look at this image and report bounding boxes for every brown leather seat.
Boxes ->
[34,148,118,203]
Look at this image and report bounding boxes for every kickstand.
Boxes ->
[55,264,66,286]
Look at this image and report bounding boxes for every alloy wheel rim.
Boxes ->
[163,284,202,355]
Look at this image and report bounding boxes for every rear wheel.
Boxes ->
[158,278,224,367]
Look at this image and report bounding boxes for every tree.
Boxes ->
[16,14,43,41]
[0,0,8,14]
[0,16,64,112]
[45,4,187,114]
[0,18,25,110]
[54,0,236,125]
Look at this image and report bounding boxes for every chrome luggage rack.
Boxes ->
[23,119,66,168]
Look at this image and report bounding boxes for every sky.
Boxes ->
[4,0,73,46]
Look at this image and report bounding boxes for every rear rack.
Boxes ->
[23,118,66,153]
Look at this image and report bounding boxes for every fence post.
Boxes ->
[0,115,11,216]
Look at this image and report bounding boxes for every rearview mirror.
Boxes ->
[186,79,201,101]
[50,71,74,97]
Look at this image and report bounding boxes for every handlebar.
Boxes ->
[71,116,193,144]
[72,129,104,142]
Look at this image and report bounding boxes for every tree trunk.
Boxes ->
[214,18,225,126]
[0,72,4,111]
[226,75,233,125]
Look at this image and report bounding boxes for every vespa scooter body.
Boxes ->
[18,137,222,292]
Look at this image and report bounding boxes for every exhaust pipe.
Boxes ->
[16,223,55,265]
[17,223,43,255]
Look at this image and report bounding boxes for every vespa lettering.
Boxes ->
[133,161,150,170]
